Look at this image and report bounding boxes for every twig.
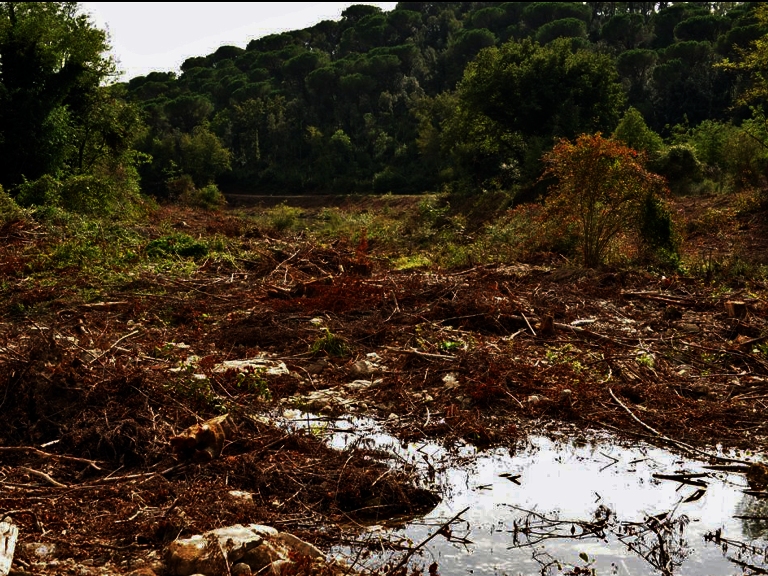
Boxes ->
[382,346,456,361]
[18,467,67,488]
[386,507,469,575]
[608,388,749,465]
[0,447,103,471]
[89,330,140,364]
[520,312,536,336]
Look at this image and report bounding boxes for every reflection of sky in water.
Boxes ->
[285,413,767,575]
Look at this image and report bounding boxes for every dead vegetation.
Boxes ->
[1,194,768,574]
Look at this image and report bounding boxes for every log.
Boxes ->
[0,517,18,576]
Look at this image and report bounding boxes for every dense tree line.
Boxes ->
[1,2,766,208]
[119,1,766,198]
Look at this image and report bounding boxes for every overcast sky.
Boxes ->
[82,2,398,81]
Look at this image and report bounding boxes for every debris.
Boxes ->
[170,414,229,462]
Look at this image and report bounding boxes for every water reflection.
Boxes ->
[281,412,768,575]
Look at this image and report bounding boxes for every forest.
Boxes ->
[1,2,767,205]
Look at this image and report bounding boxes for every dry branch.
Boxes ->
[0,447,103,471]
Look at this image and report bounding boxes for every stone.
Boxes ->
[166,524,343,576]
[275,532,323,559]
[349,360,374,376]
[213,357,288,376]
[228,490,253,503]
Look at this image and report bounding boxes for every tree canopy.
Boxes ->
[0,2,116,187]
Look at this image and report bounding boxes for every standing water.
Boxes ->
[284,413,768,575]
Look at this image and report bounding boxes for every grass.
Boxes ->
[3,186,768,322]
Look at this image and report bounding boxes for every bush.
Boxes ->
[0,184,26,224]
[15,175,62,208]
[179,181,227,210]
[651,145,703,195]
[543,133,668,267]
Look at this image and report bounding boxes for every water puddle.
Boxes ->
[281,412,768,575]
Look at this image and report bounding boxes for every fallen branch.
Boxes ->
[386,506,469,575]
[382,346,456,361]
[18,467,67,488]
[89,329,140,364]
[608,388,749,465]
[621,291,700,307]
[0,447,103,471]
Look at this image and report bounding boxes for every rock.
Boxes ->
[1,519,18,576]
[125,569,158,576]
[228,490,253,504]
[166,524,335,576]
[442,373,459,390]
[678,322,700,334]
[166,535,221,576]
[304,358,329,374]
[275,533,323,559]
[349,359,374,376]
[213,357,288,376]
[21,542,57,560]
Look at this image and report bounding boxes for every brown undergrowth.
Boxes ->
[1,195,767,573]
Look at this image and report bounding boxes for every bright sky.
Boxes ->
[82,2,398,81]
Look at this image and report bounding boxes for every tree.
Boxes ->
[613,107,663,157]
[0,2,115,188]
[718,3,768,108]
[446,38,625,187]
[542,133,668,267]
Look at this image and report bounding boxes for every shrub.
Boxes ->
[0,185,26,224]
[542,133,668,267]
[650,145,703,195]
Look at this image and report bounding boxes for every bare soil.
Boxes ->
[1,192,768,574]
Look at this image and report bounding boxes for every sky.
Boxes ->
[82,2,398,81]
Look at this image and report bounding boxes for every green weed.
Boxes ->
[311,328,349,357]
[146,233,209,259]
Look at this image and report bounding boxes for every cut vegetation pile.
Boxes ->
[1,194,768,574]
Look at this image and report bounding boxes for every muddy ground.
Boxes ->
[1,193,768,574]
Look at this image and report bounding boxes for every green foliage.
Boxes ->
[0,3,116,188]
[15,175,63,208]
[180,183,227,210]
[0,184,24,224]
[535,18,587,45]
[267,203,303,232]
[639,193,680,268]
[236,371,272,401]
[178,126,232,187]
[168,369,226,414]
[651,145,703,195]
[310,328,349,357]
[119,2,753,197]
[146,233,209,259]
[613,108,663,158]
[447,37,625,188]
